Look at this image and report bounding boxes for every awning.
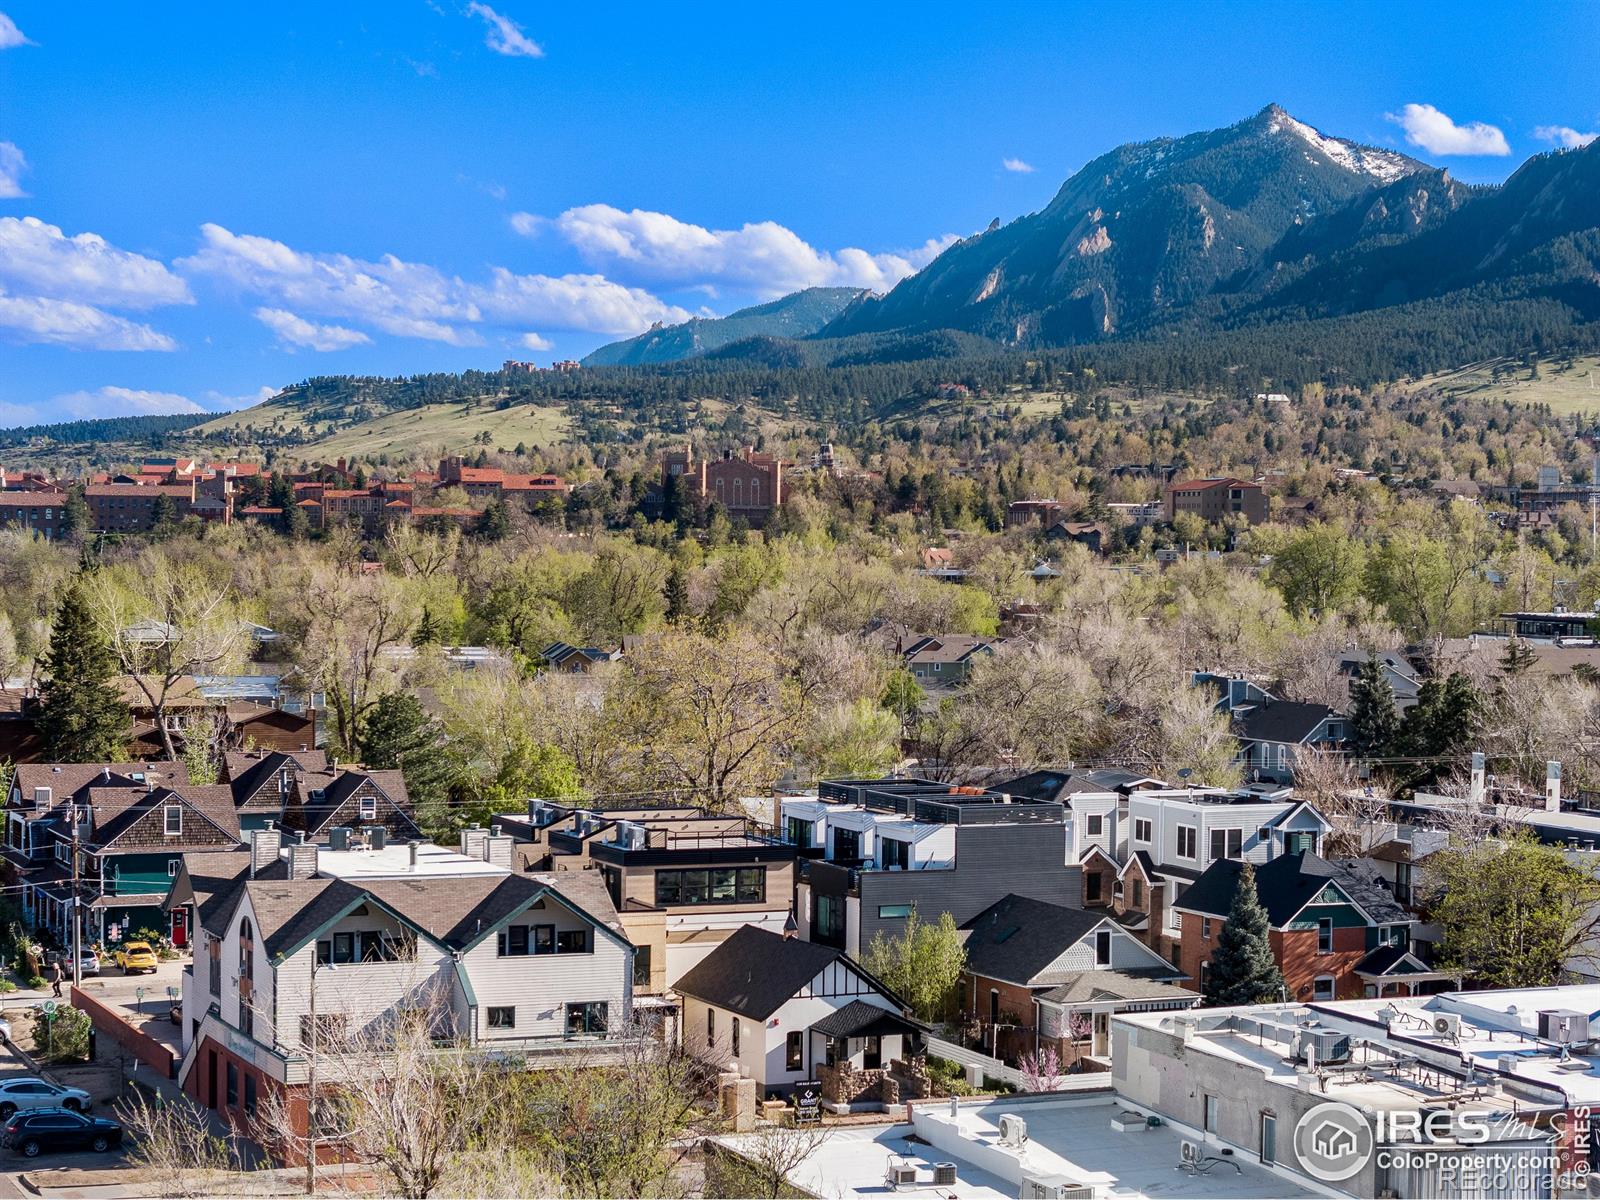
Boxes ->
[809,1000,926,1040]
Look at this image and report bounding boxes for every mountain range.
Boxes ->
[584,104,1600,365]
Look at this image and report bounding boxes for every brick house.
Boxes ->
[0,491,69,540]
[1162,477,1267,525]
[657,445,785,525]
[1172,851,1451,1002]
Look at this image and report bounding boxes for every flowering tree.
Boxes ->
[1019,1046,1064,1093]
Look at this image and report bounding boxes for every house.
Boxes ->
[540,642,621,673]
[901,635,999,685]
[3,763,243,948]
[495,803,797,994]
[1231,700,1349,784]
[957,894,1193,1066]
[278,769,421,844]
[1005,499,1063,528]
[1330,648,1421,709]
[174,827,634,1152]
[1172,851,1452,1002]
[675,924,926,1100]
[785,778,1080,957]
[1043,520,1106,554]
[221,749,330,831]
[1162,477,1268,525]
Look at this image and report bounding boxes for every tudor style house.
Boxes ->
[675,925,926,1099]
[175,827,633,1155]
[1172,851,1457,1002]
[958,894,1193,1067]
[4,763,243,948]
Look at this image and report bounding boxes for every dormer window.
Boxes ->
[164,805,182,836]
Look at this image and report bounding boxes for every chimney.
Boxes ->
[250,823,282,877]
[485,832,513,869]
[460,825,489,861]
[288,842,318,880]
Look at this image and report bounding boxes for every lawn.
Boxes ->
[1418,355,1600,417]
[191,400,573,461]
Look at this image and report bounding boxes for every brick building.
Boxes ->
[84,481,201,533]
[660,445,785,525]
[0,491,69,539]
[1162,477,1267,525]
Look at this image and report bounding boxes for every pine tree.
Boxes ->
[1500,637,1538,678]
[1203,862,1286,1007]
[150,492,178,530]
[663,563,689,625]
[474,500,510,542]
[412,607,440,647]
[36,582,130,763]
[359,692,455,834]
[1347,656,1400,756]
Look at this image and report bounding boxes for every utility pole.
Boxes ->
[70,803,82,992]
[305,959,317,1195]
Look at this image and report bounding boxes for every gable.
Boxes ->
[99,795,239,852]
[800,959,889,1005]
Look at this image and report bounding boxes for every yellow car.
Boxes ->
[114,942,158,975]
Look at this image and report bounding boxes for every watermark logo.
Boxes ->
[1294,1102,1375,1182]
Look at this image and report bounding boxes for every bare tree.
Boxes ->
[1293,748,1388,856]
[89,563,248,760]
[117,1089,256,1197]
[708,1120,831,1199]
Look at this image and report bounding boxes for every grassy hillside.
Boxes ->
[1416,354,1600,417]
[193,397,572,459]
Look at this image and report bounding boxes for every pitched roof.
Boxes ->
[809,999,926,1039]
[290,769,415,836]
[959,894,1105,986]
[674,925,855,1021]
[223,749,328,810]
[1233,700,1339,744]
[1037,970,1196,1006]
[12,764,174,809]
[87,784,241,848]
[1174,852,1409,927]
[994,767,1164,802]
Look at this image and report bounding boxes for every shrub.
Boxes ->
[24,976,46,990]
[32,1005,90,1063]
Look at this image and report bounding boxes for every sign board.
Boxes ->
[793,1080,822,1125]
[40,1000,56,1017]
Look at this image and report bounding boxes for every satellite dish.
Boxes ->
[1177,768,1193,780]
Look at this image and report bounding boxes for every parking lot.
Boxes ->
[0,1027,133,1194]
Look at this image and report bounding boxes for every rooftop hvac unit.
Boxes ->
[1432,1013,1462,1041]
[932,1163,957,1186]
[884,1162,918,1188]
[1021,1177,1095,1200]
[1180,1140,1202,1164]
[998,1113,1028,1146]
[328,826,351,851]
[1539,1009,1590,1045]
[367,825,387,851]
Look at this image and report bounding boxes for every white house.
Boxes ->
[674,925,925,1096]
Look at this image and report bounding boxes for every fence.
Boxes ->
[71,986,177,1079]
[926,1035,1023,1089]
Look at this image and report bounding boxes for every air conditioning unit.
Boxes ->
[1021,1177,1095,1200]
[1539,1009,1590,1045]
[885,1163,918,1187]
[1432,1013,1462,1041]
[1180,1140,1202,1164]
[998,1113,1028,1146]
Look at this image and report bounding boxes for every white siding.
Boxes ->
[459,917,629,1042]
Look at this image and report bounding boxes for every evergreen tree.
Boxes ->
[150,492,178,530]
[663,563,689,624]
[1500,637,1538,678]
[36,582,130,763]
[1400,672,1482,759]
[474,500,511,542]
[358,692,455,834]
[412,607,441,647]
[1203,862,1286,1007]
[1347,657,1400,756]
[59,489,90,541]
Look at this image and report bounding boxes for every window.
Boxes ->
[244,1075,257,1117]
[226,1063,238,1107]
[1313,976,1335,1001]
[167,858,179,877]
[498,923,555,955]
[1260,1113,1276,1165]
[1085,873,1102,902]
[359,795,377,821]
[164,805,183,836]
[633,945,651,987]
[1094,929,1112,966]
[814,894,844,946]
[786,1031,803,1072]
[1176,826,1196,859]
[878,904,913,919]
[565,1001,607,1037]
[1085,814,1104,837]
[1134,818,1151,843]
[655,868,766,906]
[880,839,910,870]
[332,932,355,964]
[1317,917,1333,954]
[300,1014,347,1047]
[487,1006,515,1029]
[1203,1094,1218,1134]
[1201,917,1212,940]
[707,1008,715,1045]
[1209,828,1242,861]
[731,1018,741,1057]
[556,929,590,954]
[1257,826,1272,844]
[1130,880,1143,908]
[832,828,861,861]
[785,817,811,848]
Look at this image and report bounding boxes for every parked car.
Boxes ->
[0,1079,92,1119]
[0,1016,10,1043]
[114,942,157,975]
[1,1109,122,1157]
[78,950,100,977]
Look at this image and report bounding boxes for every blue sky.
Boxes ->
[0,1,1596,427]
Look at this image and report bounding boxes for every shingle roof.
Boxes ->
[1233,701,1339,744]
[809,999,925,1039]
[12,764,174,813]
[224,750,329,810]
[674,925,853,1021]
[1037,970,1195,1006]
[89,784,241,848]
[1174,852,1409,927]
[959,895,1105,986]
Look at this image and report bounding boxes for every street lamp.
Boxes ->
[305,955,335,1196]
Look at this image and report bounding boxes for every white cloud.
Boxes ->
[546,203,958,297]
[0,216,193,308]
[204,385,279,410]
[1386,103,1510,156]
[0,143,27,199]
[180,223,689,340]
[1002,157,1036,174]
[0,287,178,350]
[0,12,31,50]
[254,306,372,351]
[1534,124,1599,149]
[53,386,206,419]
[509,211,544,237]
[519,332,553,351]
[466,3,542,58]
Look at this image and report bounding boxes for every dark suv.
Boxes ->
[1,1108,123,1157]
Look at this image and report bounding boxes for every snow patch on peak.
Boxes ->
[1270,112,1416,184]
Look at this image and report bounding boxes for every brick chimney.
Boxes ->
[288,841,319,880]
[250,822,282,877]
